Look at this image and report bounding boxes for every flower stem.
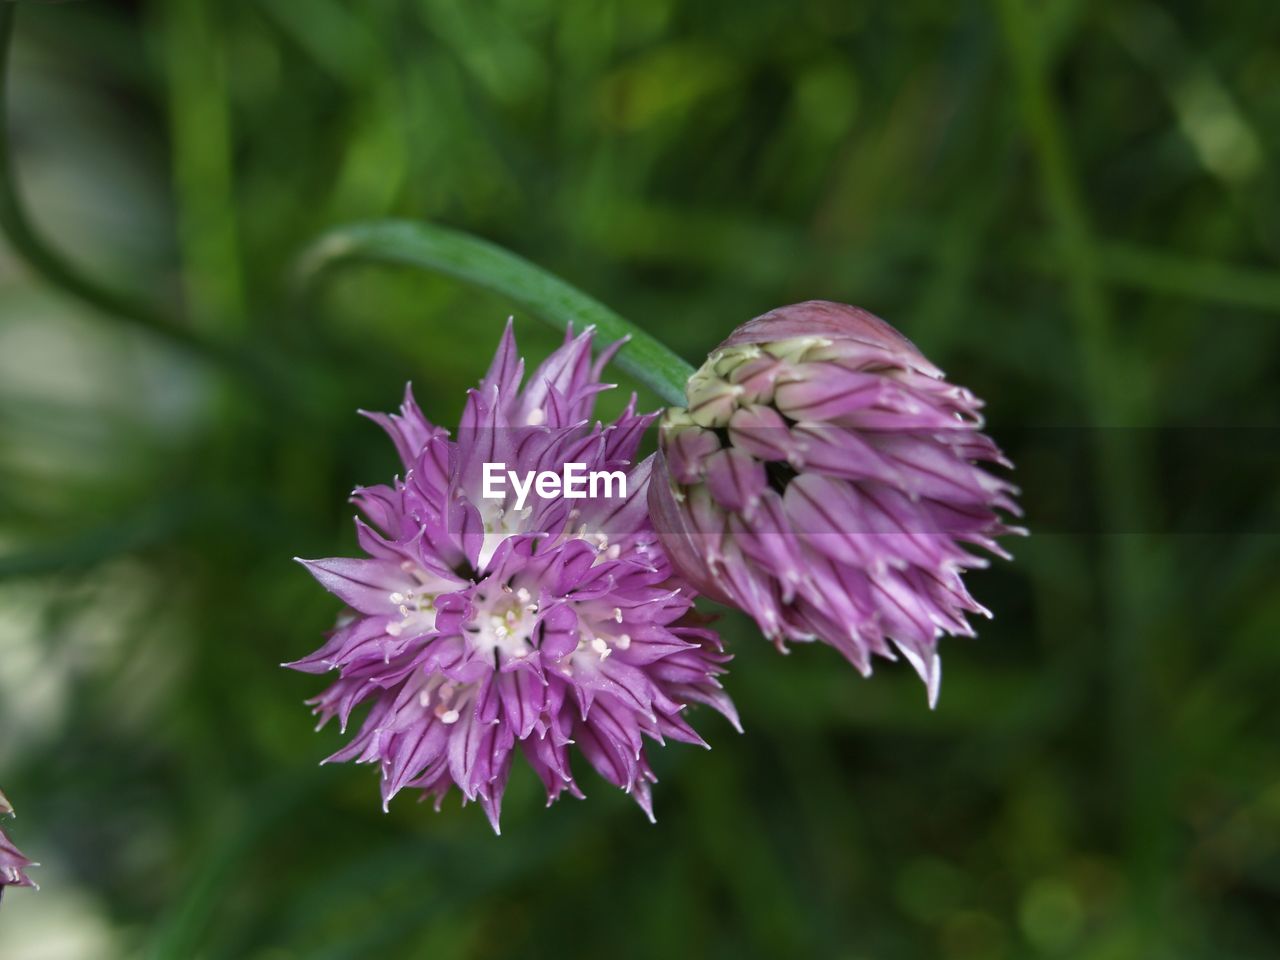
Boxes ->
[996,0,1166,946]
[0,6,194,352]
[0,5,284,394]
[295,219,696,406]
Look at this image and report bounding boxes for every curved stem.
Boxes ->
[0,6,224,361]
[295,219,696,406]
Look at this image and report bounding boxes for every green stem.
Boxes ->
[996,0,1167,944]
[159,0,246,331]
[0,6,199,352]
[295,220,696,406]
[0,4,299,408]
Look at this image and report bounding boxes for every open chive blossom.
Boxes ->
[0,789,37,892]
[290,323,738,832]
[650,301,1024,705]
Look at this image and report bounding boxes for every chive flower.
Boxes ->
[291,323,738,831]
[0,789,36,892]
[651,301,1023,704]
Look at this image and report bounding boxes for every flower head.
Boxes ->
[291,322,737,831]
[650,301,1023,704]
[0,789,37,892]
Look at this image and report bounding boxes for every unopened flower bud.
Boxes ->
[651,301,1023,705]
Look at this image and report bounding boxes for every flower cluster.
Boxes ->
[650,301,1022,704]
[0,789,37,892]
[291,324,737,831]
[293,301,1021,829]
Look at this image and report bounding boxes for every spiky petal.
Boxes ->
[651,301,1023,704]
[291,322,737,831]
[0,789,37,892]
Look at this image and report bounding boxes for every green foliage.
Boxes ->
[1,1,1278,957]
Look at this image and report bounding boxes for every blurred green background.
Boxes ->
[1,0,1278,957]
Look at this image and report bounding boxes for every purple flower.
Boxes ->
[291,323,738,831]
[0,789,37,892]
[650,301,1023,704]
